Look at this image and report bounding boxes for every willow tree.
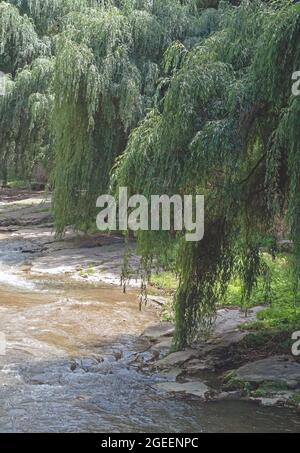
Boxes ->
[0,0,103,182]
[51,0,212,232]
[114,0,300,347]
[0,1,53,181]
[0,1,49,73]
[0,58,54,180]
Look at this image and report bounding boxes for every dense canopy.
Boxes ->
[1,0,299,347]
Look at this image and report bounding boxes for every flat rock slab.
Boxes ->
[236,355,300,385]
[202,331,249,353]
[142,322,174,341]
[155,349,196,369]
[214,307,264,336]
[156,381,210,399]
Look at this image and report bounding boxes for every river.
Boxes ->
[0,228,299,433]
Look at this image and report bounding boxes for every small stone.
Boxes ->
[70,362,77,372]
[114,351,123,361]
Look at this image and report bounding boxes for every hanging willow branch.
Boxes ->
[114,0,300,347]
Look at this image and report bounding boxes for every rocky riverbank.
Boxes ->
[136,310,300,411]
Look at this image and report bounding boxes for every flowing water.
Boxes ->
[0,234,299,433]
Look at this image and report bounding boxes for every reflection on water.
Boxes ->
[0,251,299,432]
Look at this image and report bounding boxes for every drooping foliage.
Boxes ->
[0,57,54,181]
[52,0,214,232]
[0,1,53,181]
[0,1,49,73]
[114,0,300,346]
[1,0,299,348]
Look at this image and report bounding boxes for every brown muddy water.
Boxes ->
[0,237,299,433]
